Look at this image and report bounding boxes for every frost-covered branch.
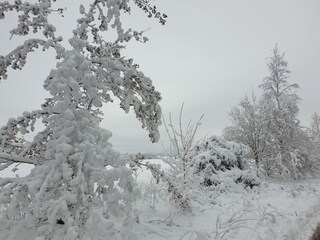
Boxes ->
[131,156,190,210]
[0,0,64,38]
[133,0,167,25]
[0,152,36,165]
[0,0,65,80]
[0,38,64,80]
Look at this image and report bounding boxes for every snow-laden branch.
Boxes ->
[0,38,64,80]
[0,152,37,165]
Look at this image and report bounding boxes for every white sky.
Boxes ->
[1,0,320,154]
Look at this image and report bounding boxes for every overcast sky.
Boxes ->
[1,0,320,154]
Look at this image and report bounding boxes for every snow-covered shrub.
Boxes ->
[139,178,167,209]
[131,156,190,210]
[157,104,204,210]
[188,136,260,190]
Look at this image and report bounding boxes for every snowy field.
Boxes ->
[133,159,320,240]
[1,159,320,240]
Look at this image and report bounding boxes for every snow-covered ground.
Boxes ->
[1,159,319,240]
[133,159,320,240]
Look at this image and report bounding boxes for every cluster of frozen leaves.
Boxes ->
[0,0,165,239]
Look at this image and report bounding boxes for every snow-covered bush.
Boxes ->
[156,104,204,209]
[188,136,260,190]
[139,178,167,209]
[131,156,190,210]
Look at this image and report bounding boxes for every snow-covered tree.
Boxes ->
[224,45,315,179]
[223,93,267,173]
[307,112,320,173]
[0,1,165,239]
[309,112,320,143]
[259,45,307,179]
